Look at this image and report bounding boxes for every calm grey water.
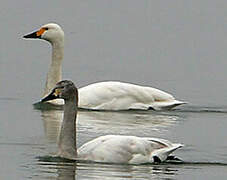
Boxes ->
[1,0,227,179]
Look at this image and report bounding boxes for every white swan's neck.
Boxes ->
[58,97,77,159]
[43,41,64,96]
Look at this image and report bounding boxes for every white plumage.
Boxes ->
[79,81,185,110]
[78,135,183,164]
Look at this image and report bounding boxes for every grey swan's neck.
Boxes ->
[43,41,64,97]
[58,95,78,159]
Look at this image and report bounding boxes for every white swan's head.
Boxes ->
[23,23,64,43]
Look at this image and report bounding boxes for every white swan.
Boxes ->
[41,80,183,164]
[23,23,186,110]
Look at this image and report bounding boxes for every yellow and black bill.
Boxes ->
[41,88,61,102]
[23,28,46,39]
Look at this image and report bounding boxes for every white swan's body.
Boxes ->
[41,80,183,164]
[79,81,184,110]
[78,135,182,164]
[24,23,186,110]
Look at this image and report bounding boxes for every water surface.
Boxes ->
[1,99,227,179]
[1,0,227,179]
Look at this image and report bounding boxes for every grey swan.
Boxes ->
[41,80,183,164]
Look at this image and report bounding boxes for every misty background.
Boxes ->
[0,1,227,107]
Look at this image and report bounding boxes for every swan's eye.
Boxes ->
[44,27,49,30]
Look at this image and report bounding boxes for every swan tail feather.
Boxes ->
[152,100,187,110]
[151,143,183,162]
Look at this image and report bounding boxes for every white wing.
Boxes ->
[78,81,185,110]
[77,135,182,164]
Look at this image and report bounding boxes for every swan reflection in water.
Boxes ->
[36,159,179,180]
[40,109,180,144]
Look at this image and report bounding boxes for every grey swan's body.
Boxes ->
[24,23,186,110]
[41,80,183,164]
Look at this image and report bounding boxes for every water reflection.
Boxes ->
[40,109,180,145]
[56,163,76,180]
[34,160,76,180]
[77,111,179,136]
[35,159,179,180]
[75,162,178,179]
[41,110,63,143]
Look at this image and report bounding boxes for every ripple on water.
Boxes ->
[27,156,227,180]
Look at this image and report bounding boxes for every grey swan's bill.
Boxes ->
[41,80,183,164]
[24,23,186,110]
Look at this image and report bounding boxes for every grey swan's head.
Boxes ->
[41,80,78,103]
